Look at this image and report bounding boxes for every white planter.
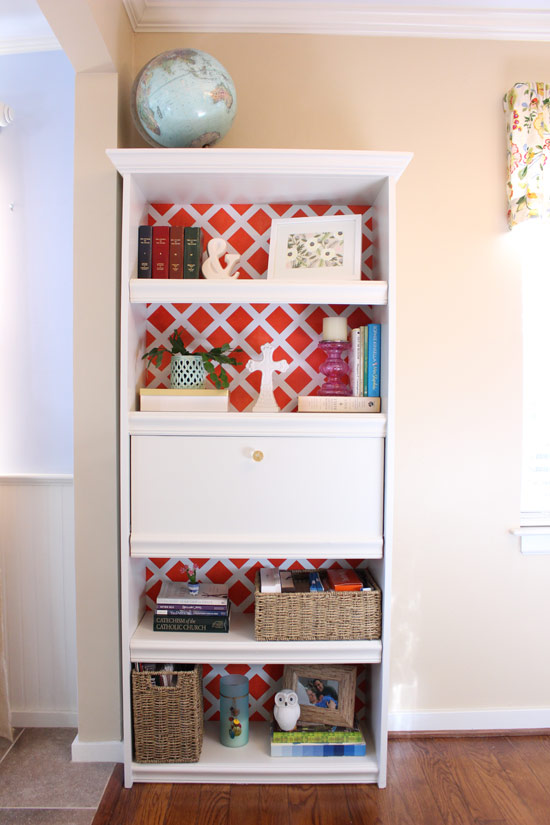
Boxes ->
[170,354,206,388]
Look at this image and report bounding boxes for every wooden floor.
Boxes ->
[92,734,550,825]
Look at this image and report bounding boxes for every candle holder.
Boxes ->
[318,340,352,396]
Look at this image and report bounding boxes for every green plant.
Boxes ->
[142,328,242,389]
[184,564,198,583]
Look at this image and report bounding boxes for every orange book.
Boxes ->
[326,569,363,591]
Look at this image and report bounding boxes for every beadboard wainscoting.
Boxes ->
[0,475,77,727]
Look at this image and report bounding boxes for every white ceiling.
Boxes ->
[1,0,550,55]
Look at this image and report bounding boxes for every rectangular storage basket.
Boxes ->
[132,664,203,763]
[254,570,381,641]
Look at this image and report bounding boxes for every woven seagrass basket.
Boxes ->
[132,664,203,763]
[254,570,381,642]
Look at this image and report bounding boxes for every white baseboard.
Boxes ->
[10,710,78,727]
[389,707,550,732]
[71,734,123,763]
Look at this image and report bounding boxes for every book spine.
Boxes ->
[153,614,230,632]
[362,325,369,396]
[359,326,365,396]
[272,732,364,743]
[169,225,184,278]
[155,604,228,614]
[156,596,229,606]
[270,743,367,757]
[152,225,170,278]
[137,225,152,278]
[350,327,361,396]
[297,395,381,413]
[366,323,381,397]
[184,226,203,278]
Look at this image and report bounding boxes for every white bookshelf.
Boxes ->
[109,147,412,789]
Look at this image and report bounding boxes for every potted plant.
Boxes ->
[143,328,242,389]
[184,564,199,595]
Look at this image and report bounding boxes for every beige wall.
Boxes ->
[40,6,550,741]
[131,34,550,718]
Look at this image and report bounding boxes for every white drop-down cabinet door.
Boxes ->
[130,421,385,559]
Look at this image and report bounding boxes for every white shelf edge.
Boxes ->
[129,535,384,560]
[129,278,388,306]
[128,411,387,438]
[130,722,379,784]
[107,147,413,182]
[130,611,382,665]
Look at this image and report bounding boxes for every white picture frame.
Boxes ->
[267,214,362,282]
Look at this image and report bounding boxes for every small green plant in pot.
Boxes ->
[142,328,242,389]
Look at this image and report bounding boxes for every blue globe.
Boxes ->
[131,49,237,148]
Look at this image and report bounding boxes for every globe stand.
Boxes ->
[318,341,352,396]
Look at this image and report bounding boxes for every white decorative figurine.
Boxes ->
[201,237,241,279]
[273,689,300,731]
[246,342,289,413]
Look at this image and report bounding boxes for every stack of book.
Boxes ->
[138,224,203,279]
[258,567,373,593]
[140,387,229,412]
[153,581,231,633]
[270,720,367,757]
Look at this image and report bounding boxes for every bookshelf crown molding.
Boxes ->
[122,0,550,41]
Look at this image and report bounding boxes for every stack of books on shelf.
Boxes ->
[298,322,381,413]
[138,224,202,279]
[153,581,231,633]
[270,719,367,757]
[258,567,373,593]
[140,387,229,412]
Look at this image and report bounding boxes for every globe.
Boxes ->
[131,49,237,148]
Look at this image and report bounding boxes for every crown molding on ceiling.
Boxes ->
[0,35,60,55]
[122,0,550,40]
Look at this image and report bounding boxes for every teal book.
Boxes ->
[183,226,203,278]
[366,323,381,397]
[362,325,368,397]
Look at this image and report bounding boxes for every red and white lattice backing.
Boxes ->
[144,203,376,719]
[144,203,375,411]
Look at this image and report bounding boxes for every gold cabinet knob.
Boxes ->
[252,450,264,462]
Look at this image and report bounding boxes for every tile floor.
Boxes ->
[0,729,114,825]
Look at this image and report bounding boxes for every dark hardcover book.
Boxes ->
[183,226,202,278]
[152,225,170,278]
[153,612,230,633]
[169,225,184,279]
[137,225,152,278]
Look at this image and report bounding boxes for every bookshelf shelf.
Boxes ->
[131,721,379,784]
[131,611,383,665]
[110,146,411,790]
[129,277,388,306]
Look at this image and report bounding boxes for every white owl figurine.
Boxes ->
[273,689,300,731]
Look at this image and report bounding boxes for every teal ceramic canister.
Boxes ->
[219,674,249,747]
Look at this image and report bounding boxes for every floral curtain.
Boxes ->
[504,82,550,228]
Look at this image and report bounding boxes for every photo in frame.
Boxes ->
[282,664,356,728]
[267,214,362,282]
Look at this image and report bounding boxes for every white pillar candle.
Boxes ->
[322,316,348,341]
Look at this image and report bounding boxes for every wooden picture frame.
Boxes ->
[267,214,362,282]
[282,664,356,728]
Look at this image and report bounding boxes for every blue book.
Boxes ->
[366,323,381,397]
[270,742,367,757]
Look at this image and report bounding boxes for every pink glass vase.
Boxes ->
[318,341,352,396]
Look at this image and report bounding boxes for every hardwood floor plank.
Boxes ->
[258,784,291,825]
[345,783,388,825]
[287,784,321,825]
[504,734,550,799]
[487,736,550,824]
[164,783,202,825]
[196,783,231,825]
[407,737,475,825]
[389,739,445,825]
[315,784,353,824]
[90,764,124,825]
[228,784,260,825]
[435,738,509,822]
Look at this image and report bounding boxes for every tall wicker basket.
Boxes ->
[132,664,203,763]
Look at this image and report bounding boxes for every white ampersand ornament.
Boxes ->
[201,237,241,279]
